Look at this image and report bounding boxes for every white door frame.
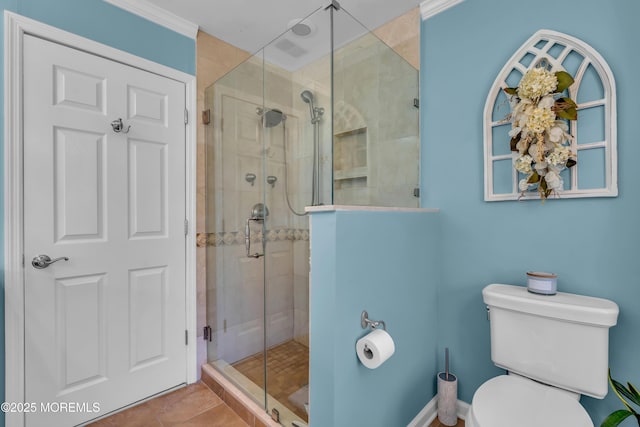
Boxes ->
[3,11,197,427]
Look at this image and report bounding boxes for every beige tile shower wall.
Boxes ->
[196,31,251,355]
[333,32,420,208]
[372,7,420,70]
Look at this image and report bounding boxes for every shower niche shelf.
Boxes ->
[334,126,368,182]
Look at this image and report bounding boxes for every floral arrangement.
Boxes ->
[504,65,578,200]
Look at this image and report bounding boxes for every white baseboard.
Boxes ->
[407,396,470,427]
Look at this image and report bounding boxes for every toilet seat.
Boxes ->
[467,375,593,427]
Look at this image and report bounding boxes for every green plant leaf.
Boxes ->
[601,410,633,427]
[540,177,548,191]
[627,382,640,407]
[504,87,518,95]
[566,158,577,168]
[554,97,578,120]
[556,71,575,92]
[556,107,578,120]
[612,378,639,406]
[527,172,540,184]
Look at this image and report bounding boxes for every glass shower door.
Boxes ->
[205,54,268,409]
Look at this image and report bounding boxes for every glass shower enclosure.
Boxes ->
[204,3,419,425]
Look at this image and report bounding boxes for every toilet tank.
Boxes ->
[483,284,619,399]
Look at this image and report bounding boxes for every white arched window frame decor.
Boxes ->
[484,29,617,201]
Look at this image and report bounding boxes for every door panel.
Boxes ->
[23,34,187,426]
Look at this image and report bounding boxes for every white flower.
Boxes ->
[547,121,570,144]
[538,95,555,110]
[515,155,533,174]
[516,136,530,154]
[534,161,548,176]
[517,68,558,100]
[545,170,563,191]
[546,146,571,166]
[526,107,556,133]
[508,126,522,138]
[519,178,531,192]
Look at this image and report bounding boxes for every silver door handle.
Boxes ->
[245,218,263,258]
[32,254,69,269]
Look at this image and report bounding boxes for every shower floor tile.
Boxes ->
[430,418,465,427]
[231,340,309,421]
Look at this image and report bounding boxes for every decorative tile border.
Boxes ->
[196,228,309,248]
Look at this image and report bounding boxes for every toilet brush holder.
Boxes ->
[437,372,458,426]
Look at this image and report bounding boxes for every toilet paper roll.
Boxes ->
[356,328,395,369]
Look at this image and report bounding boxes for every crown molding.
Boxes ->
[419,0,464,20]
[103,0,198,39]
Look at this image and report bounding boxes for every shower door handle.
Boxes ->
[245,218,264,258]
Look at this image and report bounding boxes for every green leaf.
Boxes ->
[556,107,578,121]
[554,98,578,120]
[504,87,518,95]
[540,177,548,191]
[527,172,540,184]
[600,410,633,427]
[558,97,578,109]
[566,158,577,168]
[556,71,575,92]
[628,382,640,407]
[611,376,640,414]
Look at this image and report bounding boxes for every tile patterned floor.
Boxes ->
[231,340,309,421]
[87,382,248,427]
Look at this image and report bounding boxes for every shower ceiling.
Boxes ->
[143,0,422,63]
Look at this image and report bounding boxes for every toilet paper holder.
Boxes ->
[361,310,386,331]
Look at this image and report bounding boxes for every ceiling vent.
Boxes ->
[274,39,308,58]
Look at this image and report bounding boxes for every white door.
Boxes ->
[23,34,187,426]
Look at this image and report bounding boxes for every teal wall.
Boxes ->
[0,2,195,426]
[309,209,440,427]
[421,0,640,424]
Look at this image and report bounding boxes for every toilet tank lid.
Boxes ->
[483,284,619,327]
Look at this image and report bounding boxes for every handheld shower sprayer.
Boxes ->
[300,90,316,121]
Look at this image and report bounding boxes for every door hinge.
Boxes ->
[185,330,188,346]
[184,109,189,125]
[184,219,189,236]
[203,325,212,342]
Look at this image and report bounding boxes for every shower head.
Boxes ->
[300,90,317,122]
[300,90,314,104]
[263,109,285,128]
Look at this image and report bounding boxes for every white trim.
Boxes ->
[185,78,198,384]
[305,205,440,213]
[4,12,197,427]
[103,0,198,39]
[406,396,470,427]
[419,0,465,20]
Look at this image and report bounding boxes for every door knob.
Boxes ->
[31,254,69,269]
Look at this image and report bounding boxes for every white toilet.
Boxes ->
[466,284,619,427]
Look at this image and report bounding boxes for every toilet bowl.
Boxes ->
[465,375,593,427]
